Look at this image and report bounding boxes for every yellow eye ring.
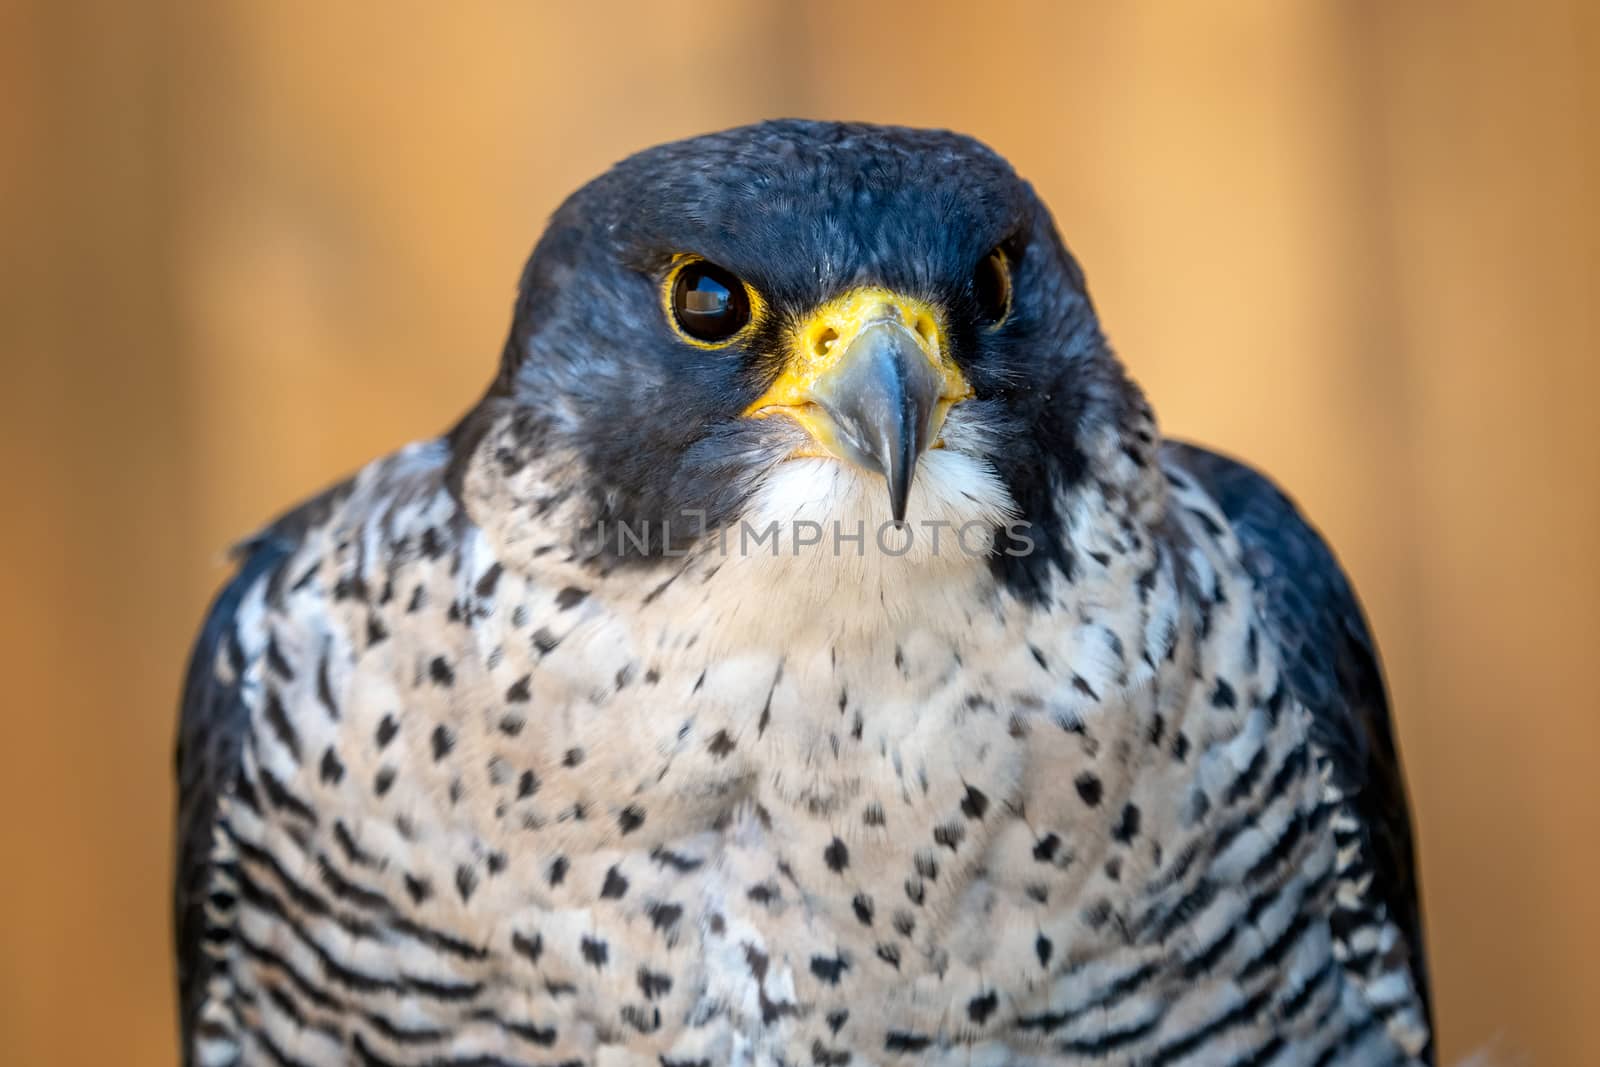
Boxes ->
[662,255,764,348]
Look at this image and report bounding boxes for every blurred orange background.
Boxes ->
[3,2,1596,1064]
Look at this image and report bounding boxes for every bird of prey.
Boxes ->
[176,120,1432,1067]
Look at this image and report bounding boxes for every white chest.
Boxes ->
[220,494,1376,1066]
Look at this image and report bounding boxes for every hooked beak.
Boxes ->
[743,289,972,522]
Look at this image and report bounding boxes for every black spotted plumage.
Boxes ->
[174,120,1431,1066]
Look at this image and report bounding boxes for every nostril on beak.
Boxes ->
[809,320,942,522]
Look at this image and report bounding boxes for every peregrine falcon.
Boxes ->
[176,120,1432,1066]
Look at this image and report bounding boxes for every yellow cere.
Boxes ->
[743,287,973,422]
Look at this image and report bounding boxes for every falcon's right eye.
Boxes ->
[668,258,753,345]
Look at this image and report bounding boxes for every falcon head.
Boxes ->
[453,120,1145,598]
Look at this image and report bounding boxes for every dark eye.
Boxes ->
[671,259,751,343]
[973,248,1012,326]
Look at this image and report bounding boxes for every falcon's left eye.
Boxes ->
[973,247,1012,327]
[669,259,752,345]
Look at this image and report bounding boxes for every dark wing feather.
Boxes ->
[173,534,289,1055]
[173,484,346,1059]
[1163,442,1433,1052]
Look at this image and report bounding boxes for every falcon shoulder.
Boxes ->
[172,483,350,1061]
[1162,441,1433,1059]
